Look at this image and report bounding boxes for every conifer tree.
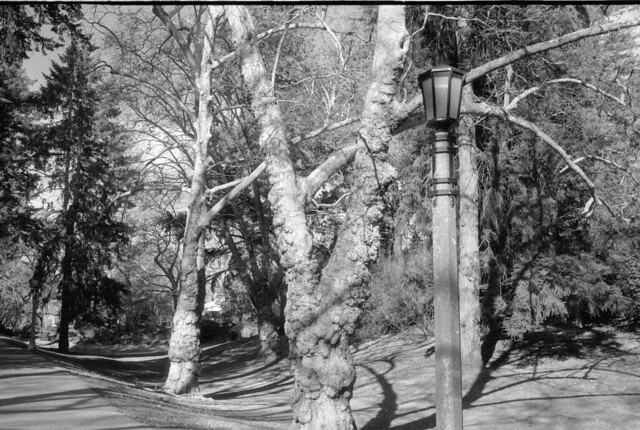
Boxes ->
[37,39,131,352]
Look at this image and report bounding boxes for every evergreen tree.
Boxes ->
[37,39,131,352]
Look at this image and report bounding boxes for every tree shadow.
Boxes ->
[506,325,627,367]
[386,326,634,429]
[359,361,398,430]
[204,375,293,400]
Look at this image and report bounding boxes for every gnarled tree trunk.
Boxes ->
[225,5,407,428]
[163,12,215,394]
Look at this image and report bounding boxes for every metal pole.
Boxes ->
[431,130,463,430]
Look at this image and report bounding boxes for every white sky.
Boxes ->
[22,25,62,89]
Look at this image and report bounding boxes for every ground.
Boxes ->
[15,325,640,429]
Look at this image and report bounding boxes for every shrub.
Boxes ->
[200,312,238,344]
[611,251,640,330]
[357,246,434,342]
[502,254,630,339]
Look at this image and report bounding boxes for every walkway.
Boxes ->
[0,338,151,430]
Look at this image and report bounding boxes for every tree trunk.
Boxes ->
[164,233,206,394]
[58,236,73,353]
[457,86,483,378]
[163,12,214,395]
[28,282,38,351]
[480,121,507,366]
[224,5,406,428]
[257,303,281,363]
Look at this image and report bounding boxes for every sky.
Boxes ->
[21,20,60,89]
[23,45,61,89]
[21,4,114,90]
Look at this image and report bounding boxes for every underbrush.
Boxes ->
[357,247,434,343]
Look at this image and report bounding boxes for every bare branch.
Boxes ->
[305,143,359,200]
[204,178,243,198]
[312,192,351,208]
[394,17,640,132]
[559,155,640,185]
[152,5,200,75]
[508,78,627,110]
[211,22,326,72]
[200,117,361,227]
[466,18,640,83]
[108,65,197,125]
[289,117,359,145]
[462,101,613,216]
[271,21,290,90]
[316,13,345,66]
[200,162,267,228]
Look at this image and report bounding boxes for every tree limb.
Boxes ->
[462,101,614,216]
[200,117,361,227]
[107,65,197,125]
[559,155,640,185]
[305,143,360,200]
[508,78,627,109]
[395,17,640,131]
[152,5,200,76]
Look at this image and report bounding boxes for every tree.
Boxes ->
[37,39,132,352]
[74,5,640,429]
[1,4,89,341]
[90,4,365,393]
[225,5,406,427]
[0,4,84,66]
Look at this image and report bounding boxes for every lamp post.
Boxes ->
[418,64,465,430]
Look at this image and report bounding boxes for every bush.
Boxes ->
[200,312,238,344]
[357,246,434,342]
[611,251,640,330]
[502,254,630,339]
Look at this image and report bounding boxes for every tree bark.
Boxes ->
[224,5,406,428]
[163,11,214,395]
[58,242,72,353]
[257,302,281,363]
[457,87,483,377]
[28,283,38,351]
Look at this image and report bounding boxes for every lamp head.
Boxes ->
[418,64,466,127]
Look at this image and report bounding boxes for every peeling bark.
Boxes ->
[224,5,407,428]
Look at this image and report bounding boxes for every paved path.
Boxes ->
[0,339,151,430]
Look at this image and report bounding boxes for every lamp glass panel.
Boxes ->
[433,70,450,120]
[449,72,463,120]
[421,76,435,122]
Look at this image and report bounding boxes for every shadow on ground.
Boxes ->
[356,326,639,430]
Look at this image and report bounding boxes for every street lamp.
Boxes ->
[418,64,466,430]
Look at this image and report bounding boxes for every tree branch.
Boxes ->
[107,65,197,125]
[199,117,361,227]
[559,155,640,185]
[305,143,360,201]
[152,5,200,76]
[211,22,326,72]
[462,101,613,216]
[508,78,627,110]
[394,17,640,132]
